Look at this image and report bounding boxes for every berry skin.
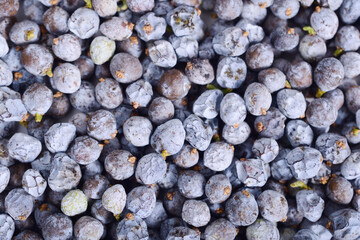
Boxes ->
[61,189,88,217]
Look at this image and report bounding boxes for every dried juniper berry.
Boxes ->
[0,94,28,122]
[69,136,102,165]
[236,19,265,44]
[244,82,272,116]
[270,26,299,52]
[192,89,223,119]
[21,44,54,77]
[296,190,325,222]
[127,186,156,218]
[169,35,198,62]
[204,142,234,171]
[277,89,306,119]
[315,133,350,164]
[183,114,213,151]
[157,69,190,101]
[115,214,149,239]
[0,165,10,193]
[182,199,210,227]
[223,121,251,145]
[68,7,99,39]
[340,52,360,79]
[104,150,136,180]
[44,123,76,153]
[8,133,42,163]
[236,158,270,187]
[205,174,232,204]
[0,214,14,240]
[148,97,174,124]
[306,98,338,128]
[254,107,286,140]
[166,226,199,240]
[225,190,258,226]
[9,20,40,45]
[242,0,268,23]
[110,52,143,84]
[286,120,314,147]
[82,174,109,200]
[326,176,353,204]
[117,33,144,58]
[323,88,344,110]
[100,17,133,41]
[177,170,205,198]
[147,40,177,68]
[286,147,323,180]
[257,68,286,93]
[345,86,360,113]
[173,144,199,169]
[94,78,123,109]
[151,119,185,156]
[216,57,247,89]
[70,81,100,113]
[252,137,279,163]
[92,0,117,17]
[311,7,338,40]
[204,218,236,240]
[286,60,313,90]
[0,60,12,86]
[213,27,249,57]
[22,169,46,198]
[48,153,81,192]
[166,5,204,41]
[135,12,166,42]
[271,0,299,19]
[246,43,274,70]
[314,57,344,92]
[123,116,152,147]
[299,34,327,62]
[101,184,127,216]
[0,0,19,18]
[61,189,87,217]
[52,63,81,94]
[42,213,73,240]
[329,208,360,239]
[5,188,33,221]
[42,6,69,35]
[257,190,288,222]
[127,0,154,12]
[185,58,214,85]
[335,25,360,52]
[74,216,104,240]
[126,79,153,109]
[90,36,115,66]
[214,0,242,20]
[87,110,117,141]
[246,218,280,240]
[22,82,53,120]
[135,153,167,185]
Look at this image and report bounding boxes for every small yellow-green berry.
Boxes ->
[61,189,88,216]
